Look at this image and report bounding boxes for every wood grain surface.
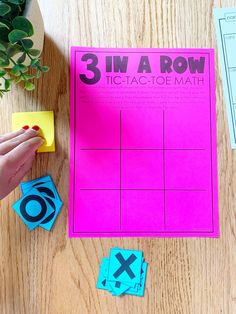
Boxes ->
[0,0,235,313]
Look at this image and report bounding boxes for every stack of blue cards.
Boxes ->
[12,175,63,231]
[97,248,148,297]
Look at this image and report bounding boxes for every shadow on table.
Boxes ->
[17,34,70,201]
[35,33,69,110]
[22,34,70,160]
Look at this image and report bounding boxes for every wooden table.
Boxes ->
[0,0,235,313]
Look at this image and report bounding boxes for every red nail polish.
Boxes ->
[22,125,29,130]
[32,125,40,131]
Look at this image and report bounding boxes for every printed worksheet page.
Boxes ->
[215,8,236,148]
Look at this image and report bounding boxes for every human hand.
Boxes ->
[0,126,44,200]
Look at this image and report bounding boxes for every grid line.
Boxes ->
[79,110,207,231]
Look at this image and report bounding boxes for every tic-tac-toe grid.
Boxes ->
[76,107,213,234]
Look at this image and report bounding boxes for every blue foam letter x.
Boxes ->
[113,253,137,279]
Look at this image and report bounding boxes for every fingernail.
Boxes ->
[22,125,29,130]
[32,125,40,131]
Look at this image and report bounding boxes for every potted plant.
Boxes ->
[0,0,49,97]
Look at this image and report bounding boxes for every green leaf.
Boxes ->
[0,21,9,29]
[0,70,6,77]
[0,42,6,51]
[40,66,49,73]
[28,49,40,57]
[8,29,28,44]
[6,43,22,57]
[4,79,10,90]
[0,59,9,67]
[0,4,11,17]
[0,51,7,62]
[11,64,28,75]
[23,74,35,80]
[0,29,10,42]
[30,58,39,68]
[3,4,20,20]
[12,16,34,37]
[17,63,27,73]
[11,65,20,76]
[24,81,35,91]
[21,39,33,50]
[17,52,26,64]
[0,19,12,41]
[0,18,12,29]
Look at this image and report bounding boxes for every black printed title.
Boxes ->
[79,54,205,86]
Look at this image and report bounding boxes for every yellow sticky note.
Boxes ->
[12,111,55,153]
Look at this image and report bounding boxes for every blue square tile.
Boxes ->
[21,176,63,231]
[96,257,110,291]
[108,248,143,286]
[125,262,148,296]
[12,188,55,231]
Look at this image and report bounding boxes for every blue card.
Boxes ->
[108,248,143,286]
[21,175,53,195]
[214,8,236,148]
[96,258,110,291]
[97,258,131,296]
[34,180,63,230]
[20,176,63,231]
[125,262,148,296]
[107,280,130,296]
[12,188,55,231]
[39,200,62,230]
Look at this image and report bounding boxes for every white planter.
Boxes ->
[23,0,44,51]
[25,0,44,52]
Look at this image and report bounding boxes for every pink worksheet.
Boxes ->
[69,47,219,237]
